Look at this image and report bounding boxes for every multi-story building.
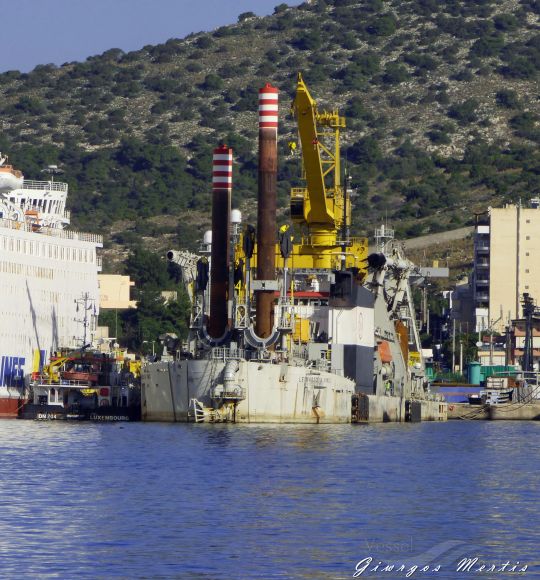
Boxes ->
[98,275,136,309]
[472,200,540,334]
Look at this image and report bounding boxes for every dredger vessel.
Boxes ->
[141,75,446,423]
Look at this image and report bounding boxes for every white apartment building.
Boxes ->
[473,200,540,333]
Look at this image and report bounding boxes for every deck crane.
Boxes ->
[289,73,366,271]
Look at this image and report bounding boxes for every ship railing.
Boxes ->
[39,227,103,244]
[276,302,296,331]
[210,347,247,361]
[212,386,246,401]
[33,377,96,388]
[290,347,308,360]
[0,218,103,245]
[297,234,368,248]
[0,216,103,244]
[21,179,68,193]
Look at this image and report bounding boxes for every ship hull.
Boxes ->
[18,403,140,422]
[353,393,446,423]
[142,359,355,423]
[142,359,447,423]
[0,394,26,418]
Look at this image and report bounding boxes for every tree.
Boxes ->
[495,89,520,109]
[447,99,480,125]
[366,13,398,36]
[238,11,256,22]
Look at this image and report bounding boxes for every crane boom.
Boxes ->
[290,73,346,246]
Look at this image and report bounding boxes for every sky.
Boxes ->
[0,0,302,73]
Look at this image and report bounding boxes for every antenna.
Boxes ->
[41,164,64,183]
[74,292,96,349]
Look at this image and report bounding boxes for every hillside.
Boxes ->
[1,0,539,272]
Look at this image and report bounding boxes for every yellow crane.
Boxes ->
[288,73,367,271]
[233,74,367,274]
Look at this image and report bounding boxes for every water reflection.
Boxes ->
[0,420,538,579]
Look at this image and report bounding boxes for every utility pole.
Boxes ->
[452,318,456,373]
[522,293,535,373]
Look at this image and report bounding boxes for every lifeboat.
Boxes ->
[25,209,41,230]
[0,153,24,192]
[61,370,99,384]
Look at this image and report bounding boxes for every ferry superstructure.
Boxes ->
[0,153,102,417]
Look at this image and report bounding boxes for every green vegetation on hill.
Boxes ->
[1,0,539,262]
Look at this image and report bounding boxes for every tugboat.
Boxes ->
[19,347,141,421]
[19,289,141,421]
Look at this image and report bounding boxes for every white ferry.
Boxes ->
[0,153,102,417]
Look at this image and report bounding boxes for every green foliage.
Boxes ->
[195,36,213,49]
[509,112,540,141]
[347,136,381,167]
[238,11,256,22]
[366,13,398,36]
[274,3,289,14]
[494,13,518,32]
[381,62,410,84]
[292,29,322,50]
[470,33,504,58]
[403,52,439,73]
[0,0,539,264]
[495,89,520,109]
[200,74,223,90]
[12,96,47,115]
[447,99,480,125]
[500,34,540,79]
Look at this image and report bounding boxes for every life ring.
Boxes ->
[448,405,454,411]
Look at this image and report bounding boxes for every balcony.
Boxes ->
[475,244,490,253]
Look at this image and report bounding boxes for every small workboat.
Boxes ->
[19,348,141,421]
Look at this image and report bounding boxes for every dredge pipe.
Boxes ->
[208,145,232,339]
[255,83,279,338]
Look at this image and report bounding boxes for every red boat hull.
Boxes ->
[0,397,25,418]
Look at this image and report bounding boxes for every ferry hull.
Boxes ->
[0,396,25,418]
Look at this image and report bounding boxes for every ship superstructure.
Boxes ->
[0,154,102,416]
[141,76,446,423]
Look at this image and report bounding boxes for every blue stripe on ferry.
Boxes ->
[0,356,26,387]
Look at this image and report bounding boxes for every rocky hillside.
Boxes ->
[0,0,539,270]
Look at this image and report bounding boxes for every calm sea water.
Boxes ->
[0,420,538,579]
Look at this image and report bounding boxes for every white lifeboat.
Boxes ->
[0,152,24,192]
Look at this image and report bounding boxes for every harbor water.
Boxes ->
[0,420,538,579]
